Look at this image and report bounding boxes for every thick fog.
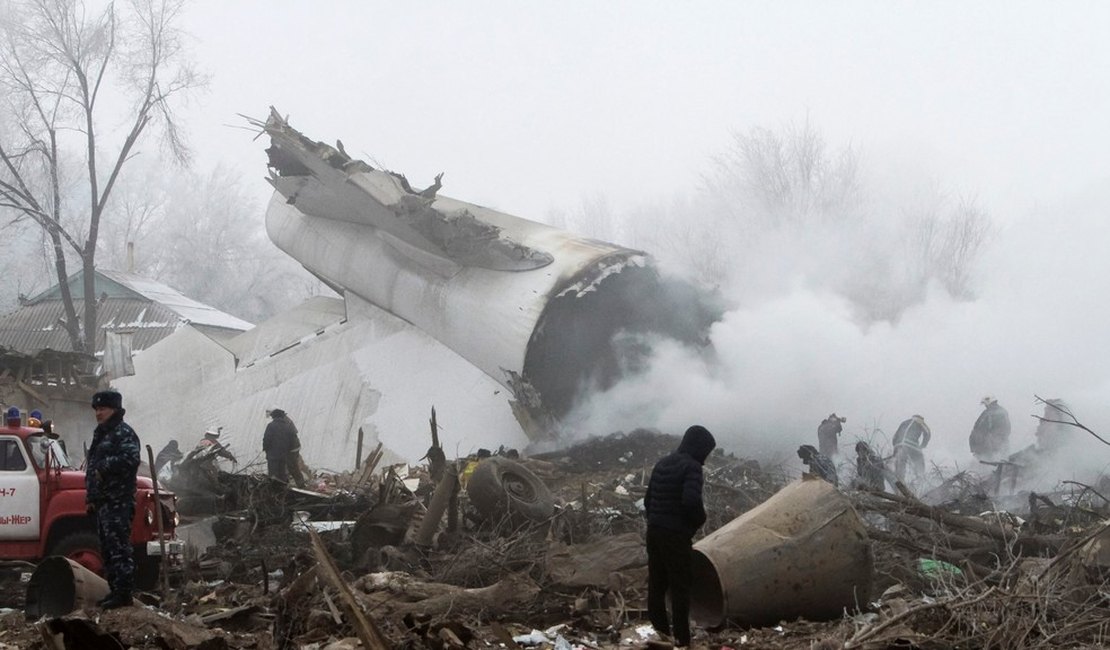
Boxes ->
[4,2,1108,484]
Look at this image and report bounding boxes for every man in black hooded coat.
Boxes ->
[644,425,716,648]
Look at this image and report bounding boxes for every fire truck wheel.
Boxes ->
[50,531,104,576]
[467,457,554,523]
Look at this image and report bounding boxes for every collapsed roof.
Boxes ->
[0,269,252,356]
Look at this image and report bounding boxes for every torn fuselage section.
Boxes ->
[259,108,552,273]
[255,109,718,439]
[523,256,721,420]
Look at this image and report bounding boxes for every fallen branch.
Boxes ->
[1033,395,1110,446]
[844,586,997,648]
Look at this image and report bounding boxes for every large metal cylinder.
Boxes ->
[261,110,715,419]
[690,478,873,627]
[25,556,111,617]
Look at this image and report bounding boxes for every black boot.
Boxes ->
[100,591,133,609]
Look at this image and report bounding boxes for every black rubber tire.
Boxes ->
[49,530,104,575]
[466,457,554,523]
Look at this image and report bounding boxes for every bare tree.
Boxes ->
[904,194,995,301]
[704,118,861,228]
[0,0,201,352]
[934,197,993,299]
[97,162,323,323]
[691,119,994,321]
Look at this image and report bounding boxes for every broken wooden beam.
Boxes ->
[306,523,392,650]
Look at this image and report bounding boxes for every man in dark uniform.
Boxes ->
[86,390,140,609]
[263,409,305,487]
[969,396,1011,461]
[154,439,183,475]
[644,425,716,648]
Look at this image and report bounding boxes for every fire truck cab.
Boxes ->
[0,422,181,586]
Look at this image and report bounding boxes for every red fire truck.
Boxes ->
[0,420,181,586]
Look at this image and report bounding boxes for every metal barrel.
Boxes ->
[24,556,111,618]
[690,478,873,627]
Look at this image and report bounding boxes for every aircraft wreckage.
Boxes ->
[256,109,715,432]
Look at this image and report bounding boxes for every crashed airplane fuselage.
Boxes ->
[259,109,714,429]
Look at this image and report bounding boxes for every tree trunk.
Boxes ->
[49,130,83,352]
[82,253,96,355]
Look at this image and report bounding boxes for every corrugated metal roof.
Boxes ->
[100,270,254,331]
[0,270,252,356]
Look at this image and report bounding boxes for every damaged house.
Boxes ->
[0,269,252,451]
[112,109,716,469]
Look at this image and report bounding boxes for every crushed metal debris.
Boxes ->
[4,427,1110,649]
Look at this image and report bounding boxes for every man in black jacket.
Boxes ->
[263,409,304,487]
[86,390,141,609]
[644,425,716,648]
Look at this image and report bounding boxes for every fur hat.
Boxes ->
[91,390,123,410]
[269,408,286,419]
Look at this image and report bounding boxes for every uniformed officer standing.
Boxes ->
[86,390,141,609]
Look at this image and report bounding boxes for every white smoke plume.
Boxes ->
[567,181,1110,492]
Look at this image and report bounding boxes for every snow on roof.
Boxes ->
[100,270,253,332]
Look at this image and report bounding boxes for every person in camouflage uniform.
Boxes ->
[798,444,839,486]
[86,390,140,609]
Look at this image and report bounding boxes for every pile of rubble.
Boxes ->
[4,429,1110,649]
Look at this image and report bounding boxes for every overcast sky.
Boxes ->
[179,1,1110,222]
[171,2,1110,472]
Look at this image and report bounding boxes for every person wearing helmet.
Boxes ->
[969,396,1011,461]
[798,444,839,486]
[892,415,931,483]
[194,429,237,464]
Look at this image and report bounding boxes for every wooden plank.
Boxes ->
[306,522,391,650]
